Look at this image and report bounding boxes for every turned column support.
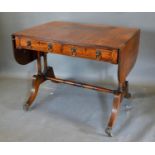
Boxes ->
[37,52,42,75]
[43,53,48,72]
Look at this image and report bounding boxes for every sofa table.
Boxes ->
[11,21,140,136]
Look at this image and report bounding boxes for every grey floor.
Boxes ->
[0,77,155,141]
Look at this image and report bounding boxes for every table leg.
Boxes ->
[23,52,56,111]
[23,74,45,111]
[105,80,132,136]
[105,93,122,137]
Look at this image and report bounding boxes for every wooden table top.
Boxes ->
[13,21,140,50]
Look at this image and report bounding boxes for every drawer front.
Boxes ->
[15,37,62,53]
[15,37,51,52]
[62,45,118,64]
[15,37,118,64]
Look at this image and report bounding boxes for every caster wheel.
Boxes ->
[105,127,113,137]
[23,103,30,111]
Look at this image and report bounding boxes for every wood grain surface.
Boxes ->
[13,21,139,50]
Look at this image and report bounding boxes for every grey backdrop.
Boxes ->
[0,13,155,85]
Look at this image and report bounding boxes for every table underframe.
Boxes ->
[23,51,131,137]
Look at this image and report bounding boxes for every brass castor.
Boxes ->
[23,103,30,111]
[105,127,113,137]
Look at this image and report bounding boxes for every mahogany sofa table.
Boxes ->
[12,21,140,136]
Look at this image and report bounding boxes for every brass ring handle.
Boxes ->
[48,43,53,52]
[96,50,101,59]
[71,47,77,56]
[27,40,31,48]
